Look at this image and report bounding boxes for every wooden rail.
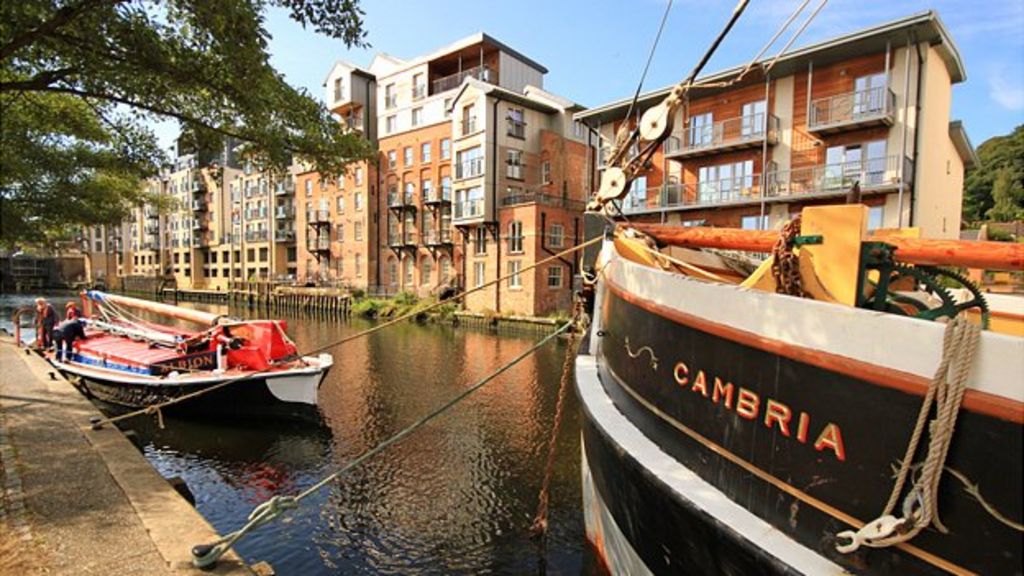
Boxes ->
[629,224,1024,271]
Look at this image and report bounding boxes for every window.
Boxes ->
[507,261,522,288]
[689,112,713,147]
[333,77,344,101]
[354,167,363,186]
[440,138,451,160]
[868,205,884,230]
[697,160,754,203]
[412,73,425,100]
[319,177,328,190]
[421,142,431,163]
[386,115,397,133]
[456,186,484,219]
[354,191,363,210]
[456,146,483,179]
[440,176,452,200]
[305,179,312,196]
[507,108,525,138]
[573,120,585,139]
[474,227,487,255]
[541,161,552,184]
[336,195,345,213]
[854,73,887,115]
[741,100,767,138]
[388,150,397,170]
[355,253,362,276]
[404,182,415,203]
[421,258,432,286]
[404,147,413,167]
[824,140,886,189]
[741,215,769,230]
[411,107,423,127]
[506,149,523,179]
[355,221,363,241]
[336,223,344,241]
[444,98,453,118]
[388,257,398,287]
[548,223,564,248]
[384,83,396,109]
[547,265,563,288]
[403,257,413,287]
[337,256,344,276]
[508,221,524,253]
[422,179,433,201]
[473,262,486,288]
[462,104,476,135]
[439,256,451,281]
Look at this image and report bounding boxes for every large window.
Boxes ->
[689,112,713,147]
[854,73,887,115]
[508,221,524,253]
[824,141,886,189]
[741,100,767,138]
[456,146,483,180]
[455,186,484,219]
[507,261,522,288]
[697,160,754,203]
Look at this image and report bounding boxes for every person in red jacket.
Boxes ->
[34,298,57,349]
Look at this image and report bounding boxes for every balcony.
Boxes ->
[809,86,895,134]
[403,231,418,247]
[192,221,208,231]
[274,229,296,243]
[244,207,268,220]
[145,211,159,220]
[388,190,402,209]
[403,190,417,208]
[307,209,330,225]
[432,65,495,94]
[424,229,453,246]
[191,200,208,212]
[245,230,269,242]
[424,186,452,205]
[665,113,779,160]
[500,190,586,212]
[453,199,484,221]
[306,235,330,252]
[460,117,479,136]
[274,179,295,196]
[387,233,403,248]
[766,155,912,199]
[455,157,483,180]
[275,206,295,219]
[144,224,160,235]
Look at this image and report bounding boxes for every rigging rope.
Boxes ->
[191,319,576,568]
[88,235,603,430]
[836,315,982,553]
[623,0,674,125]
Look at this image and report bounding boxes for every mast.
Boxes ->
[85,291,223,326]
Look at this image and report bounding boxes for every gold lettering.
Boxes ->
[796,412,810,444]
[764,400,792,436]
[736,388,759,420]
[712,378,734,409]
[691,370,708,397]
[673,362,690,387]
[814,423,846,462]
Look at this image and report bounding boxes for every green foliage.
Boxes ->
[0,0,373,246]
[986,168,1024,222]
[963,125,1024,223]
[351,297,383,319]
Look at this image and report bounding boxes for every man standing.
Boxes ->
[34,298,57,349]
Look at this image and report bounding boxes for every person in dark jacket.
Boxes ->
[53,315,86,362]
[34,298,57,349]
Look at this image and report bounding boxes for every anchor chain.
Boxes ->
[771,214,806,298]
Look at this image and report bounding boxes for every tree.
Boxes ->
[986,167,1024,222]
[963,124,1024,223]
[1,0,374,246]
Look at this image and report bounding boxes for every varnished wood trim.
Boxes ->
[604,364,976,576]
[607,279,1024,425]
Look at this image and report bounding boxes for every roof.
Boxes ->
[376,32,549,80]
[449,78,560,114]
[948,120,979,169]
[321,60,374,87]
[575,10,965,125]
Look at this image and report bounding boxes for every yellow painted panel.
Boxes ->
[800,205,868,306]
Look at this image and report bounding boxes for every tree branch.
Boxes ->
[0,68,79,92]
[0,0,125,62]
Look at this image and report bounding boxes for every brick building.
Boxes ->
[576,11,978,239]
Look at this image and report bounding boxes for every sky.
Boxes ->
[152,0,1024,152]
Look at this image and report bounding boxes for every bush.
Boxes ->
[352,298,383,318]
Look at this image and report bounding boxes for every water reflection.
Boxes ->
[0,294,589,574]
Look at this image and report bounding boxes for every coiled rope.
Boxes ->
[192,319,576,568]
[88,235,603,430]
[836,315,982,552]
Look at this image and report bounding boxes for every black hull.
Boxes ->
[578,283,1022,575]
[70,372,325,422]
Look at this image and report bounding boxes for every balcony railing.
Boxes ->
[191,200,208,211]
[307,209,330,224]
[424,229,454,246]
[387,233,403,247]
[403,190,417,206]
[432,65,495,94]
[765,155,911,198]
[455,157,483,180]
[453,199,484,220]
[275,206,295,219]
[274,229,295,242]
[274,179,295,195]
[403,231,418,246]
[424,186,452,204]
[461,117,478,136]
[809,86,895,132]
[666,113,779,158]
[500,190,586,212]
[192,221,207,230]
[306,235,330,251]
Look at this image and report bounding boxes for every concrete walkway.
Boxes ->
[0,337,253,575]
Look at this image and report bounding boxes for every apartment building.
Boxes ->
[360,33,592,316]
[576,11,977,239]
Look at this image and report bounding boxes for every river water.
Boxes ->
[0,293,592,575]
